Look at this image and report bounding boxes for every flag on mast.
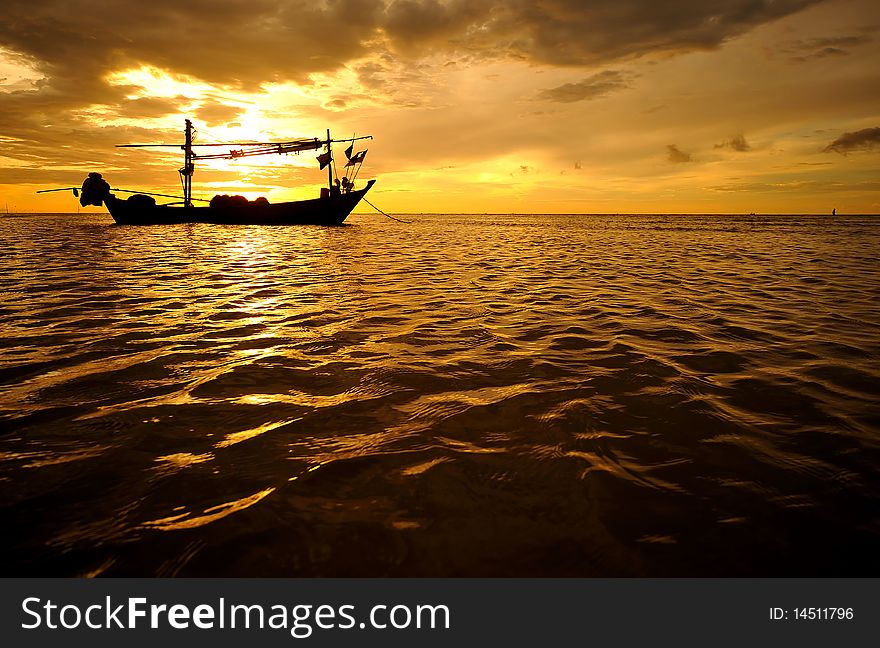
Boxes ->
[345,150,367,167]
[316,151,332,169]
[344,143,354,160]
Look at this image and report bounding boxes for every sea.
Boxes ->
[1,212,878,576]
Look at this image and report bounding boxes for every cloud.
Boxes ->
[780,34,873,62]
[711,179,880,192]
[0,1,823,147]
[823,127,880,154]
[667,144,692,163]
[0,1,822,97]
[797,46,848,61]
[715,134,752,151]
[196,102,246,127]
[382,0,821,66]
[710,180,818,192]
[537,70,633,103]
[117,97,185,119]
[351,52,446,107]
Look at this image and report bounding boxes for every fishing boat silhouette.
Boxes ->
[39,119,374,225]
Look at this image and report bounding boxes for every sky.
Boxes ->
[1,0,878,214]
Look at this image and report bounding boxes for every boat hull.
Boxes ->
[105,180,375,225]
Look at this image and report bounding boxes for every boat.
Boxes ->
[39,119,375,225]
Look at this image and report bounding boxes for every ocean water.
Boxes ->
[1,212,878,577]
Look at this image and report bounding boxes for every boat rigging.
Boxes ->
[37,118,376,226]
[118,119,372,207]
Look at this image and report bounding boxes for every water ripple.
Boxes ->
[1,212,879,576]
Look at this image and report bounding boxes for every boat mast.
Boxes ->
[327,129,333,191]
[181,119,194,207]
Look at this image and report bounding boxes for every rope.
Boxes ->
[363,197,412,223]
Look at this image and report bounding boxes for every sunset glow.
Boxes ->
[3,0,880,585]
[1,0,878,213]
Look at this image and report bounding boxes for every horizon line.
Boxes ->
[6,211,878,217]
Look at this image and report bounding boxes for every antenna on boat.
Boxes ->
[326,129,333,192]
[181,119,194,208]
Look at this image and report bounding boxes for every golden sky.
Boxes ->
[1,0,879,213]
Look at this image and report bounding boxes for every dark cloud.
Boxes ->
[0,1,821,101]
[382,0,489,52]
[381,1,820,66]
[0,0,383,91]
[667,144,692,163]
[798,46,848,60]
[715,134,751,151]
[781,34,873,62]
[537,70,633,103]
[823,127,880,154]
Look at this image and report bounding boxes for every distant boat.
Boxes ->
[39,119,375,225]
